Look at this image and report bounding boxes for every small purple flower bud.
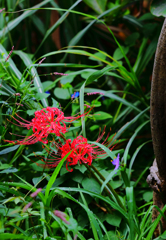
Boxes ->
[15,103,23,106]
[23,202,33,212]
[73,235,78,240]
[38,57,46,65]
[30,188,42,198]
[84,104,91,108]
[53,210,70,225]
[0,8,5,13]
[5,46,14,62]
[53,72,68,76]
[15,93,21,96]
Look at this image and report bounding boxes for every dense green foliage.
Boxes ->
[0,0,165,239]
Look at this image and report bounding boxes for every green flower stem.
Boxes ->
[90,164,126,211]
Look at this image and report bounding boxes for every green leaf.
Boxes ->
[123,15,143,28]
[106,212,122,227]
[160,231,166,238]
[151,0,166,17]
[0,90,10,96]
[103,231,118,240]
[35,92,50,100]
[94,111,112,120]
[86,66,114,85]
[75,165,87,173]
[60,72,76,84]
[89,52,107,61]
[54,88,72,99]
[0,145,19,155]
[0,168,18,174]
[26,109,36,116]
[125,33,140,46]
[143,191,153,202]
[0,164,12,170]
[82,177,101,194]
[91,100,101,107]
[0,233,34,240]
[113,46,129,61]
[52,98,59,108]
[51,221,60,229]
[83,0,107,14]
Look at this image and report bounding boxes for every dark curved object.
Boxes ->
[151,18,166,182]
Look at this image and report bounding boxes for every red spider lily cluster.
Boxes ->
[5,106,90,145]
[35,127,116,172]
[5,106,119,172]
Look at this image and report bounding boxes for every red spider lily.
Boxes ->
[37,128,116,172]
[5,107,91,145]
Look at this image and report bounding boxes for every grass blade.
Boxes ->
[40,202,47,239]
[34,0,82,56]
[79,185,100,240]
[123,120,150,166]
[14,50,48,108]
[84,88,142,112]
[0,0,51,38]
[0,44,22,80]
[45,150,72,200]
[128,140,152,180]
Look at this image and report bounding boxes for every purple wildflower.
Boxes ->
[15,93,21,96]
[15,103,23,106]
[112,153,120,171]
[38,57,46,65]
[5,46,14,62]
[30,188,42,198]
[23,202,33,212]
[87,92,104,96]
[53,72,68,76]
[73,234,78,240]
[84,104,91,108]
[73,235,78,240]
[71,91,79,99]
[53,210,70,225]
[0,8,5,13]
